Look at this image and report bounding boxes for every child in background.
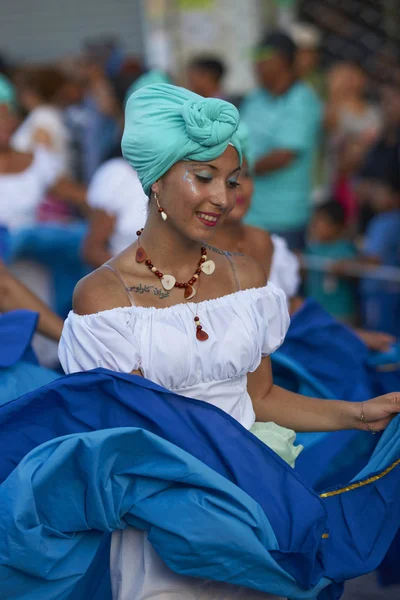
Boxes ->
[359,179,400,336]
[305,201,357,322]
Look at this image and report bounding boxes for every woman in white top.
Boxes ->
[0,76,69,365]
[82,154,148,267]
[59,84,400,599]
[0,77,63,231]
[0,81,63,342]
[211,130,300,300]
[12,66,71,174]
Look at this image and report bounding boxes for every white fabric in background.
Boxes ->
[0,146,63,230]
[12,105,71,174]
[87,158,148,255]
[269,235,301,300]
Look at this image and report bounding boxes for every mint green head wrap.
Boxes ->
[122,83,242,196]
[0,74,16,109]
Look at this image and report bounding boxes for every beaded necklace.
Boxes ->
[135,229,215,341]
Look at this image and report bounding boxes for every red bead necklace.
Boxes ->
[135,229,215,341]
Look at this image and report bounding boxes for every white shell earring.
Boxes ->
[155,192,167,221]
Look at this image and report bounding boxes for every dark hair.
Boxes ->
[188,56,226,82]
[255,30,297,66]
[315,201,346,227]
[20,66,68,102]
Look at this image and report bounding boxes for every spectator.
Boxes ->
[305,201,357,323]
[82,149,148,268]
[325,62,382,227]
[186,56,226,99]
[333,135,367,228]
[290,22,327,200]
[325,62,381,143]
[332,172,400,335]
[358,179,400,337]
[241,31,322,250]
[83,35,143,105]
[12,66,71,173]
[0,76,63,231]
[356,84,400,217]
[290,22,325,99]
[79,53,122,182]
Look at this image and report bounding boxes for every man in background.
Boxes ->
[241,31,322,251]
[186,56,226,99]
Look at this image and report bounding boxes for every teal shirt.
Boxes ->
[240,82,322,231]
[306,240,357,321]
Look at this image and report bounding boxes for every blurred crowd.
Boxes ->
[1,19,400,367]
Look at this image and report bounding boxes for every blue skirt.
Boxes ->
[0,369,399,600]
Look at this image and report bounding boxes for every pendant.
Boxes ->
[184,285,196,300]
[161,274,176,291]
[200,260,216,275]
[196,328,209,341]
[136,247,147,263]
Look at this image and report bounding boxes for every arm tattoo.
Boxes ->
[128,283,170,300]
[204,244,245,257]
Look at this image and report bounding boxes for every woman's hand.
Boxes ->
[354,329,395,352]
[356,393,400,433]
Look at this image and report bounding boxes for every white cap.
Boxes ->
[289,22,322,50]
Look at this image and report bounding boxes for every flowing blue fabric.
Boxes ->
[0,360,59,407]
[0,311,60,405]
[274,300,400,589]
[277,298,400,401]
[1,370,400,600]
[0,226,10,261]
[0,310,38,368]
[0,369,327,583]
[274,300,396,489]
[242,327,400,597]
[276,299,373,402]
[368,342,400,399]
[0,427,330,600]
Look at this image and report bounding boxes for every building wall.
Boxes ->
[0,0,144,63]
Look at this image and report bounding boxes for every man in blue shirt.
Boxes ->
[241,31,322,250]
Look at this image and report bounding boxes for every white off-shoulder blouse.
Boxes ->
[59,283,289,430]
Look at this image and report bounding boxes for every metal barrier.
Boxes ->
[301,255,400,284]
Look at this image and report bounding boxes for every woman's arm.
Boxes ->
[248,355,400,432]
[50,177,89,215]
[82,209,116,268]
[254,150,296,175]
[0,266,63,341]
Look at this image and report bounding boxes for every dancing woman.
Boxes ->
[59,84,400,599]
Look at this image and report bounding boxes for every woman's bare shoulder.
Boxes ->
[206,244,266,291]
[230,253,267,290]
[73,265,131,316]
[245,225,273,251]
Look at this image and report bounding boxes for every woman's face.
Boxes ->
[0,104,18,150]
[225,158,253,223]
[328,64,366,99]
[154,144,241,242]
